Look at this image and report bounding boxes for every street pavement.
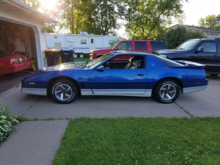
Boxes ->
[0,75,219,165]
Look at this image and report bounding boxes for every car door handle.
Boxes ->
[137,73,144,76]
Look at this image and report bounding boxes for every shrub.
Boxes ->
[157,26,206,49]
[0,101,19,143]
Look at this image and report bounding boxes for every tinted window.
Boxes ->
[157,56,184,67]
[151,41,167,50]
[135,41,147,50]
[116,41,132,50]
[200,42,217,52]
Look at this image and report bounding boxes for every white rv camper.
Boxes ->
[45,32,118,58]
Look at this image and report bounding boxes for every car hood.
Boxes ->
[153,49,188,55]
[92,48,113,52]
[39,62,87,72]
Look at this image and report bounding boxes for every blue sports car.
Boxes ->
[21,51,208,104]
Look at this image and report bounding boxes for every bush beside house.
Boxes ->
[0,102,20,143]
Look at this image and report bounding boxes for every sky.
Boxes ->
[118,0,220,38]
[181,0,220,25]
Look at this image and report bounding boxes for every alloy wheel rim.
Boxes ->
[80,54,84,58]
[54,84,74,101]
[159,83,176,101]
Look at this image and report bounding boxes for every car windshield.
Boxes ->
[177,40,201,50]
[86,52,114,68]
[110,42,119,49]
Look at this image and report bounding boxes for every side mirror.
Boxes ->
[96,65,104,71]
[115,47,119,50]
[197,47,204,52]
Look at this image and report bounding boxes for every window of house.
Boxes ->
[54,43,61,48]
[135,41,147,50]
[81,39,86,44]
[200,42,217,52]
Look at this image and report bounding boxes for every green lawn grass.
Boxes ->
[53,118,220,165]
[74,57,90,62]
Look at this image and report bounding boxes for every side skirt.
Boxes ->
[81,89,152,97]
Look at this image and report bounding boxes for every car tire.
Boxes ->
[97,55,102,58]
[210,74,218,76]
[73,54,78,58]
[153,79,180,104]
[80,54,84,58]
[50,79,78,104]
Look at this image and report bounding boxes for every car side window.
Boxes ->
[103,55,145,70]
[200,42,217,53]
[116,41,132,50]
[135,41,147,50]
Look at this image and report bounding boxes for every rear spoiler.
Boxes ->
[174,60,205,69]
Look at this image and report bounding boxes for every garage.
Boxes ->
[0,0,58,93]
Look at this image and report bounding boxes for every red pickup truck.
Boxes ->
[90,40,167,60]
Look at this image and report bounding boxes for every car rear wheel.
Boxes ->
[50,79,78,104]
[80,54,84,58]
[153,79,180,104]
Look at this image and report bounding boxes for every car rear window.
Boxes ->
[150,41,167,50]
[157,56,184,67]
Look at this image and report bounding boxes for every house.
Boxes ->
[0,0,58,69]
[170,24,220,38]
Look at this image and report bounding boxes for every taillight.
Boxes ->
[10,59,18,64]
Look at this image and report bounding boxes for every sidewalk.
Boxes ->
[0,120,69,165]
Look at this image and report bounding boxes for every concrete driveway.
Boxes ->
[1,75,219,119]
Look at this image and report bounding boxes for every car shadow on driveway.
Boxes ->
[21,94,190,119]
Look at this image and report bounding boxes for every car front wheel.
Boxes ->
[50,79,78,104]
[153,79,180,104]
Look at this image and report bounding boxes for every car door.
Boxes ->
[193,41,219,72]
[89,55,148,96]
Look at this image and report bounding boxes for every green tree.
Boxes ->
[199,14,220,31]
[162,27,206,49]
[19,0,41,9]
[124,0,188,40]
[80,0,125,35]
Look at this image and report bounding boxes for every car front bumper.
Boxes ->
[21,87,47,96]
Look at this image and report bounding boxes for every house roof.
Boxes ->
[0,0,58,23]
[170,24,220,33]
